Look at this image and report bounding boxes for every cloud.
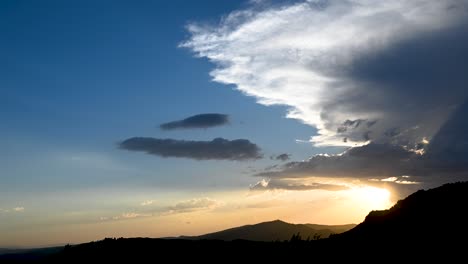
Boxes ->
[13,207,24,212]
[258,143,416,178]
[422,100,468,172]
[271,153,291,161]
[257,102,468,183]
[250,178,348,191]
[182,0,468,195]
[120,212,145,219]
[119,137,262,161]
[166,197,222,214]
[160,113,229,130]
[141,200,156,206]
[370,176,419,185]
[101,198,223,221]
[1,207,25,213]
[182,0,468,148]
[101,212,151,221]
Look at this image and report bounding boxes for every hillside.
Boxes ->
[4,182,468,262]
[334,181,468,245]
[193,220,355,241]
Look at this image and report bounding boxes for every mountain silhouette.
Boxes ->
[332,181,468,247]
[3,182,467,262]
[189,220,355,241]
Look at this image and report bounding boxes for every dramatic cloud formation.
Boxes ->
[182,0,468,149]
[183,0,468,195]
[160,113,229,130]
[258,101,468,183]
[250,178,348,191]
[119,137,262,161]
[271,153,291,161]
[166,197,222,214]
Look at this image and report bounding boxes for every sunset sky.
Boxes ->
[1,0,468,247]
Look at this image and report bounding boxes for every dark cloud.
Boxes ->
[257,101,468,189]
[250,178,349,192]
[258,143,415,179]
[270,153,291,161]
[272,23,468,196]
[160,113,229,130]
[321,21,468,147]
[419,100,468,175]
[119,137,262,161]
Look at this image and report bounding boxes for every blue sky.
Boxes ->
[1,0,318,193]
[1,0,467,247]
[0,0,327,246]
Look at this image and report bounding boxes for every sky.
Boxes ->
[1,0,468,247]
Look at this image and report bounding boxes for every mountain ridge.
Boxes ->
[4,182,468,262]
[332,181,468,245]
[184,219,356,241]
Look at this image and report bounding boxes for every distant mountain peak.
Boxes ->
[192,219,355,242]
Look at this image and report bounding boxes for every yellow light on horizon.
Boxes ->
[350,186,392,210]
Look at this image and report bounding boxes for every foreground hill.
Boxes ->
[191,220,355,241]
[333,181,468,245]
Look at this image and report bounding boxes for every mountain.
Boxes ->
[192,220,356,241]
[6,182,468,262]
[333,181,468,246]
[0,247,63,262]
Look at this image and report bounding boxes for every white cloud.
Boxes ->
[13,207,24,212]
[375,176,419,185]
[182,0,468,148]
[0,207,25,213]
[121,212,144,219]
[250,178,348,191]
[103,212,151,221]
[141,200,156,206]
[166,197,222,214]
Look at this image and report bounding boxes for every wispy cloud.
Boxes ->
[166,197,222,214]
[141,200,156,206]
[271,153,291,161]
[99,198,223,222]
[250,178,349,192]
[0,207,25,213]
[119,137,262,161]
[372,176,419,185]
[13,207,25,212]
[100,212,151,221]
[160,113,229,130]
